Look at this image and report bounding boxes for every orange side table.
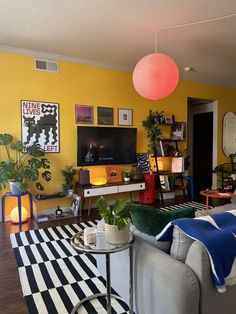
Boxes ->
[199,189,233,210]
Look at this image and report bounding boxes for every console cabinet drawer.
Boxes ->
[117,183,145,193]
[83,186,117,197]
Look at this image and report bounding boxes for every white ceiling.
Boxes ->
[1,0,236,87]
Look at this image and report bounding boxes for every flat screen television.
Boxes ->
[77,126,137,166]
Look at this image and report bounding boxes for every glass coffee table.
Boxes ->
[70,230,134,314]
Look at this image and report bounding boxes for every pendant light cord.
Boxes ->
[158,13,236,30]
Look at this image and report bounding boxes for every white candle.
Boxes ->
[84,227,96,246]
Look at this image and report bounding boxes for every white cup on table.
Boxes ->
[84,227,96,246]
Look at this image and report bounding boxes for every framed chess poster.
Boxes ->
[21,100,59,152]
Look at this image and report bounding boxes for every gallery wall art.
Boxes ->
[21,100,59,152]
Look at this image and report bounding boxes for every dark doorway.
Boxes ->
[192,112,213,195]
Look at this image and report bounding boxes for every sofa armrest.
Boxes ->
[95,235,200,314]
[134,236,200,314]
[185,241,236,314]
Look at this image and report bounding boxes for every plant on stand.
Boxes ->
[0,133,51,195]
[60,164,77,195]
[96,196,135,244]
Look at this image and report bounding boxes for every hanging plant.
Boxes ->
[142,110,164,153]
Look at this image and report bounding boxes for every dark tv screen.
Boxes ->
[77,126,137,166]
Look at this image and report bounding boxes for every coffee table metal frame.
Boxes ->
[70,231,134,314]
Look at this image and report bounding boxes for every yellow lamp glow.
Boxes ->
[10,206,29,224]
[91,177,107,186]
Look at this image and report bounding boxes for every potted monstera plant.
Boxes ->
[96,196,135,244]
[0,133,51,195]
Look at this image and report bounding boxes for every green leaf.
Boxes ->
[42,171,51,182]
[27,144,45,157]
[41,158,50,169]
[0,133,13,145]
[10,141,23,152]
[36,182,44,191]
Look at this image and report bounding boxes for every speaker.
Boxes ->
[78,169,90,185]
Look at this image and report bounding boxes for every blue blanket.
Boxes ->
[156,210,236,292]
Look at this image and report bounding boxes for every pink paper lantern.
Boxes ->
[133,53,179,100]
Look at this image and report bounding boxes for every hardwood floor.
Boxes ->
[0,196,195,314]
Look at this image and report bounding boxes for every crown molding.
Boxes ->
[0,44,131,72]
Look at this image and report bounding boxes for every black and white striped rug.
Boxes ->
[10,201,209,314]
[10,220,129,314]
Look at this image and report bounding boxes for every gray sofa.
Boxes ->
[95,203,236,314]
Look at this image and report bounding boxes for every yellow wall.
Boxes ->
[1,51,236,214]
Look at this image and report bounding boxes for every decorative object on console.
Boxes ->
[96,196,134,244]
[75,104,93,124]
[21,100,59,153]
[90,177,107,186]
[122,169,132,182]
[0,133,51,194]
[97,106,113,125]
[118,108,133,126]
[105,165,122,183]
[78,168,90,185]
[133,52,179,100]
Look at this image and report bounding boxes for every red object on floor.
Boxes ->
[139,172,155,204]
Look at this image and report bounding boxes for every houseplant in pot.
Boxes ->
[60,164,77,194]
[0,133,51,195]
[122,169,132,182]
[96,196,134,244]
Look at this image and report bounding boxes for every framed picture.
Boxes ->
[170,122,186,140]
[105,165,122,183]
[118,108,133,126]
[97,107,113,125]
[75,104,93,124]
[21,100,60,152]
[164,115,174,124]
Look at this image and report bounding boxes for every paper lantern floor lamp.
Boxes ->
[133,53,179,100]
[10,206,29,224]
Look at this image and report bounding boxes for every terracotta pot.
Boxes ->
[105,222,130,245]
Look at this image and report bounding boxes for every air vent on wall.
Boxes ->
[34,58,59,72]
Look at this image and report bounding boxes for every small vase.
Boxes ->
[105,222,130,245]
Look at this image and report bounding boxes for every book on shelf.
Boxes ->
[155,140,165,156]
[171,157,184,173]
[160,175,170,191]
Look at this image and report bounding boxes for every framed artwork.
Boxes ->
[75,104,93,124]
[21,100,59,152]
[170,122,186,140]
[97,107,113,125]
[118,108,133,126]
[105,165,122,183]
[164,115,174,124]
